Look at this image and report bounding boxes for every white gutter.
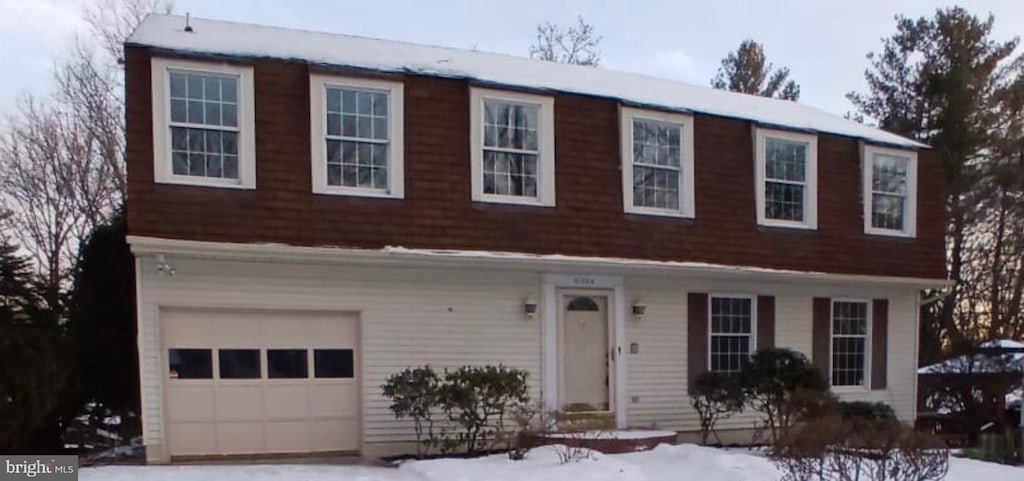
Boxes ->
[127,235,951,288]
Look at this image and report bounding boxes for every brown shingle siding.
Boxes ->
[126,46,945,279]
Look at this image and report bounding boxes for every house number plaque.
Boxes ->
[572,276,596,286]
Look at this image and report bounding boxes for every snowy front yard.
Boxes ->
[80,444,1021,481]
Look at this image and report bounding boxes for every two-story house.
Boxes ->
[125,14,946,463]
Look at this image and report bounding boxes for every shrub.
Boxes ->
[738,348,828,443]
[772,416,949,481]
[440,365,530,454]
[688,371,744,444]
[838,401,898,424]
[380,366,443,456]
[781,387,839,425]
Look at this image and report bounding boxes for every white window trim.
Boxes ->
[862,144,917,238]
[753,127,818,229]
[829,297,872,392]
[620,107,695,218]
[469,87,556,207]
[309,74,405,198]
[707,293,757,374]
[151,58,256,189]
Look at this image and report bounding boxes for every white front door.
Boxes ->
[559,293,611,412]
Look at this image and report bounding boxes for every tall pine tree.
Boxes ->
[711,40,800,100]
[0,229,75,453]
[848,7,1020,362]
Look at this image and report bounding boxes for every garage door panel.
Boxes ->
[308,317,356,347]
[167,422,216,456]
[163,312,211,346]
[310,384,359,417]
[166,386,215,421]
[213,316,261,347]
[265,421,310,453]
[264,386,309,418]
[216,386,264,420]
[163,309,360,457]
[217,422,265,455]
[311,419,359,451]
[263,318,309,347]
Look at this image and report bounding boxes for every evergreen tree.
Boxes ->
[68,209,138,418]
[711,40,800,100]
[0,234,38,325]
[848,7,1021,362]
[0,231,74,453]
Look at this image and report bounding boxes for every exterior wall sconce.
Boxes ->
[632,300,647,320]
[524,296,538,319]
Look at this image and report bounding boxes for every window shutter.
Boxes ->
[688,293,709,388]
[871,299,889,390]
[756,296,775,351]
[812,297,831,379]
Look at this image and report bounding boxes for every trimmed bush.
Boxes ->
[441,365,530,454]
[838,401,898,423]
[688,371,744,444]
[772,416,949,481]
[382,364,530,456]
[381,366,443,456]
[738,348,828,443]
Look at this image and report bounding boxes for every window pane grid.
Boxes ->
[765,182,804,221]
[482,99,539,197]
[631,118,683,210]
[483,151,537,197]
[871,154,909,230]
[168,70,241,181]
[170,127,239,179]
[764,137,808,222]
[831,301,868,387]
[709,297,753,374]
[323,86,390,190]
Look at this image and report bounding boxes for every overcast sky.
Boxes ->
[1,0,1022,116]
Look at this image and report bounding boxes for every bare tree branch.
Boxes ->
[529,15,601,66]
[83,0,172,64]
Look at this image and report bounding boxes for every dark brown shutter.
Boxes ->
[756,296,775,351]
[812,297,831,380]
[871,299,889,390]
[688,293,709,388]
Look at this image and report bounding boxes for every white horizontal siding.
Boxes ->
[136,256,542,461]
[137,252,922,461]
[623,278,920,433]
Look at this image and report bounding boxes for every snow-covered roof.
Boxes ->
[917,339,1024,375]
[128,14,925,149]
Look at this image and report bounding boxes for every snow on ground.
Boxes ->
[544,429,677,440]
[79,444,1022,481]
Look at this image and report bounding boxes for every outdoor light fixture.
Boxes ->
[156,254,176,277]
[524,296,538,319]
[632,300,647,320]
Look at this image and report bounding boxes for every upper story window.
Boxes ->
[151,58,255,189]
[708,295,755,374]
[470,87,555,206]
[862,145,917,237]
[309,74,404,198]
[620,107,695,217]
[754,128,818,229]
[831,299,870,388]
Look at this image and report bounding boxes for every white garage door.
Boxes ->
[161,309,359,458]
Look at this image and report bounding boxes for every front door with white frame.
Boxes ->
[559,293,611,412]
